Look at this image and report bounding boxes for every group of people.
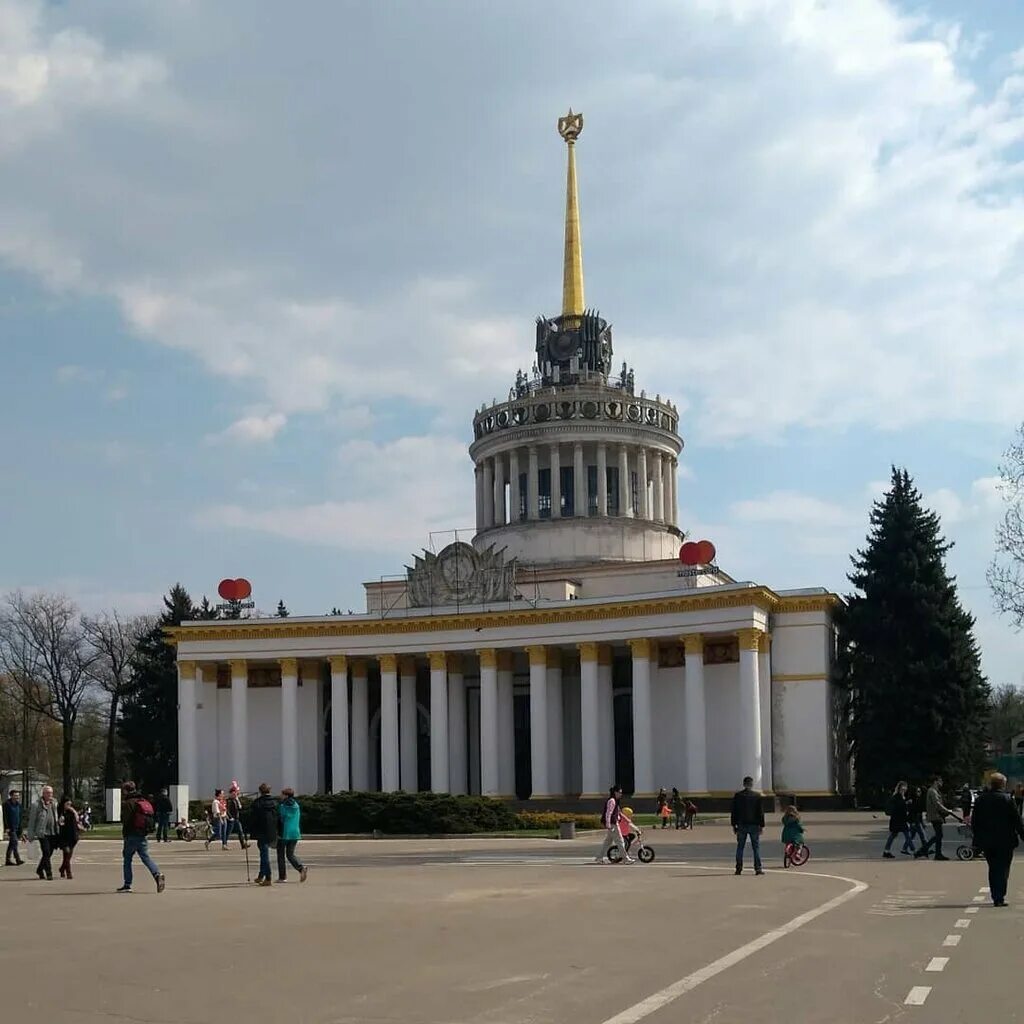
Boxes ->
[3,786,86,880]
[205,784,248,850]
[882,777,962,860]
[655,788,698,829]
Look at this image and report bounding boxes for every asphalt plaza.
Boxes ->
[1,814,1021,1023]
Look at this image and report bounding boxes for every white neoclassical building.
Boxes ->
[171,112,844,806]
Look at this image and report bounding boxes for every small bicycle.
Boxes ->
[783,841,810,868]
[607,827,656,864]
[956,822,983,861]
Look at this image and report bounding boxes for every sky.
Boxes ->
[1,0,1023,684]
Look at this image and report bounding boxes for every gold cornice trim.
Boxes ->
[776,595,841,613]
[168,588,788,645]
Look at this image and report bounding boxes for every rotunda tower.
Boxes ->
[470,111,683,566]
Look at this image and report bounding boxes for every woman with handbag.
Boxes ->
[26,785,59,880]
[58,796,81,879]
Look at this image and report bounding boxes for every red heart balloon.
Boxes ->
[234,578,252,600]
[679,542,699,566]
[217,578,252,601]
[694,540,716,565]
[217,578,237,601]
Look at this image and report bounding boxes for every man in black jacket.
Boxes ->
[731,776,765,876]
[153,789,173,843]
[970,772,1024,907]
[248,783,279,887]
[3,789,25,866]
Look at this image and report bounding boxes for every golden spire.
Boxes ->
[557,109,585,320]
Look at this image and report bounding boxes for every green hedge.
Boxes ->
[515,811,602,831]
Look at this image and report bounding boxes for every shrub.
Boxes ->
[514,811,603,831]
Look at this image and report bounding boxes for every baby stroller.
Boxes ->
[956,821,983,861]
[607,825,656,864]
[179,815,215,846]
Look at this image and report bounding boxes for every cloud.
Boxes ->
[729,490,859,530]
[209,412,287,445]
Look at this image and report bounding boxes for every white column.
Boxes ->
[618,444,631,517]
[330,656,350,792]
[652,452,664,523]
[447,655,467,795]
[629,639,654,795]
[497,650,516,796]
[547,650,564,795]
[759,635,773,793]
[528,446,540,520]
[573,441,585,517]
[493,452,506,526]
[474,465,484,532]
[177,660,197,790]
[429,651,450,793]
[682,636,708,794]
[598,646,615,787]
[509,448,521,523]
[637,447,649,519]
[596,443,608,516]
[550,443,562,518]
[738,630,764,791]
[579,643,601,796]
[399,657,418,791]
[379,655,400,792]
[279,658,299,793]
[229,659,248,792]
[482,458,494,529]
[528,647,550,797]
[668,457,679,528]
[350,661,370,790]
[478,650,500,795]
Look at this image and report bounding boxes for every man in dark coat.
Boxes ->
[730,775,765,876]
[248,783,279,887]
[970,772,1024,907]
[3,789,25,866]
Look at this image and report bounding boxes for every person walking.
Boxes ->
[971,772,1024,907]
[914,775,959,860]
[593,786,633,864]
[225,783,247,849]
[117,781,165,893]
[656,788,670,828]
[57,796,80,879]
[26,785,59,880]
[731,776,765,876]
[276,788,308,883]
[882,782,913,858]
[249,783,279,886]
[3,789,25,866]
[153,788,173,843]
[907,786,928,852]
[959,784,974,822]
[671,787,684,829]
[211,789,228,849]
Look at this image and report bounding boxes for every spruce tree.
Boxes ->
[118,584,194,791]
[276,600,290,618]
[836,469,990,804]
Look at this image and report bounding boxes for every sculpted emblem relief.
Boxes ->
[407,542,517,608]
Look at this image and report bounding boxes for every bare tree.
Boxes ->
[0,592,96,797]
[82,611,148,788]
[989,426,1024,630]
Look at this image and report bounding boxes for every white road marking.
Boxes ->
[965,907,979,914]
[905,986,931,1005]
[980,887,990,893]
[925,958,949,972]
[942,935,961,947]
[597,871,868,1024]
[954,919,971,928]
[971,895,986,903]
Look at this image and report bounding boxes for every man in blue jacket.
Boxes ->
[3,789,25,866]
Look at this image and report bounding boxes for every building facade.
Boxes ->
[171,112,843,804]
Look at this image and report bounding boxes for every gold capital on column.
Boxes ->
[598,644,612,667]
[446,652,463,674]
[177,660,196,679]
[429,651,447,672]
[496,650,514,672]
[278,657,298,675]
[477,648,497,669]
[329,655,348,674]
[400,656,418,675]
[526,645,548,667]
[682,634,704,656]
[578,642,598,663]
[628,638,651,659]
[229,659,248,678]
[379,654,398,673]
[736,628,764,652]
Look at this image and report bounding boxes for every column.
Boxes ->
[669,457,679,527]
[379,655,400,792]
[399,657,418,791]
[493,451,506,526]
[497,650,516,796]
[682,635,708,794]
[598,645,615,787]
[176,660,197,790]
[482,458,494,529]
[447,654,468,794]
[475,465,484,531]
[329,656,350,792]
[573,441,585,518]
[279,658,299,793]
[737,629,765,791]
[509,448,521,523]
[578,643,601,796]
[478,649,500,795]
[758,634,773,793]
[229,659,249,792]
[350,660,370,791]
[652,452,664,522]
[550,443,562,518]
[637,447,649,519]
[429,651,450,793]
[528,446,540,520]
[547,649,564,795]
[618,444,631,517]
[527,646,550,798]
[596,442,608,516]
[629,639,654,795]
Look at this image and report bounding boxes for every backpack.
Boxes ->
[131,798,155,834]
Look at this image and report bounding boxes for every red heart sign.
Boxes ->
[679,541,717,566]
[217,578,252,601]
[679,542,699,565]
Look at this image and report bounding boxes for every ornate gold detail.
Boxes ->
[628,638,651,659]
[557,108,583,143]
[477,648,498,670]
[682,634,704,656]
[736,628,764,652]
[429,651,447,672]
[526,645,548,667]
[496,649,515,672]
[777,595,841,613]
[328,655,348,674]
[177,660,196,679]
[558,108,585,319]
[278,657,298,675]
[379,654,398,673]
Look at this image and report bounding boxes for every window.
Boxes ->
[538,468,551,519]
[518,472,527,521]
[587,465,598,516]
[561,466,575,516]
[607,466,619,517]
